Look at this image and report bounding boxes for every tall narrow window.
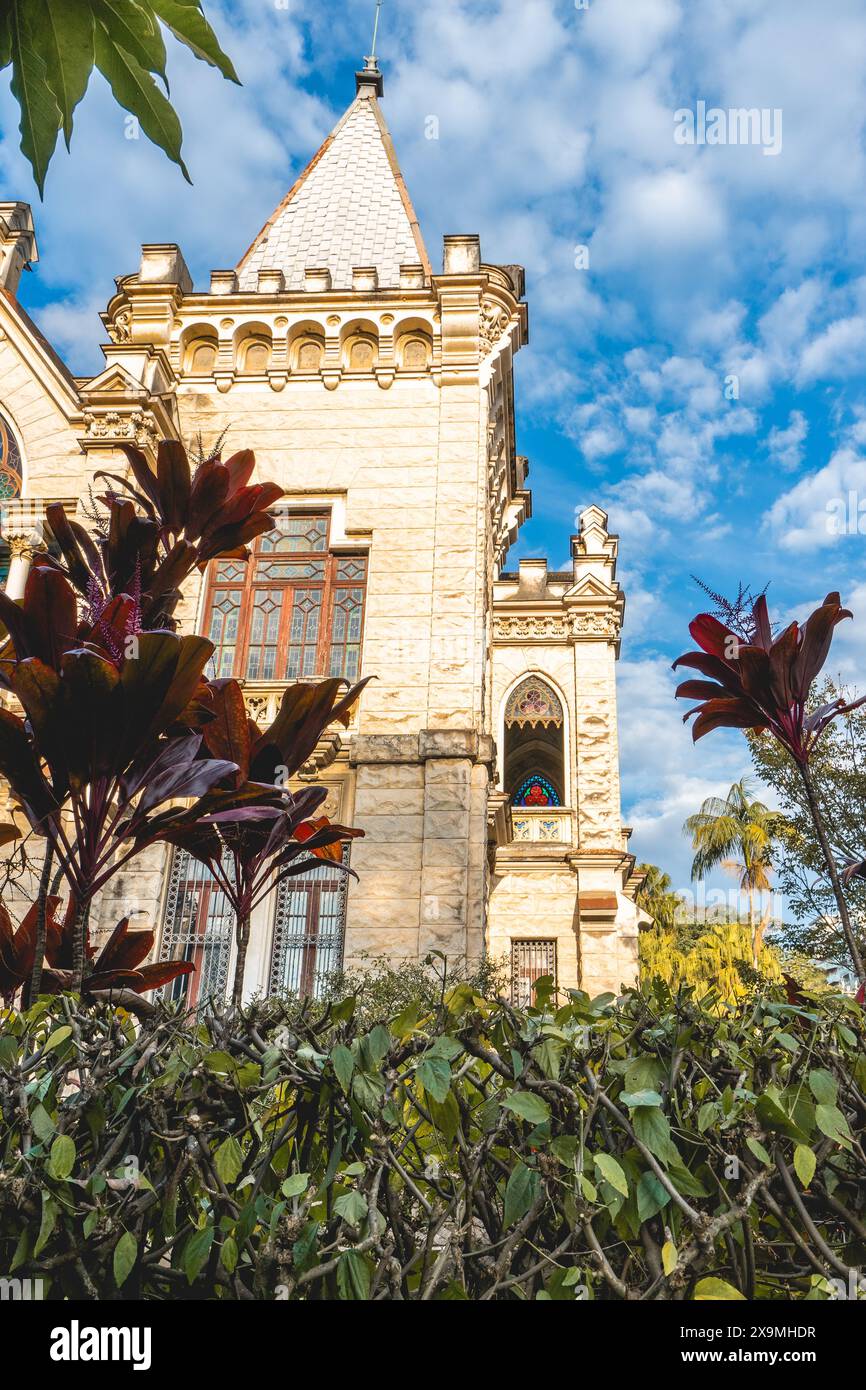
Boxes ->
[0,410,23,499]
[269,851,349,997]
[160,850,233,1008]
[203,512,367,682]
[511,939,557,1008]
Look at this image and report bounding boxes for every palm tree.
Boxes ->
[635,863,682,932]
[683,778,785,965]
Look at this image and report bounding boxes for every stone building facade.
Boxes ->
[0,62,644,1003]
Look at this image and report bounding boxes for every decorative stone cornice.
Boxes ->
[493,613,569,644]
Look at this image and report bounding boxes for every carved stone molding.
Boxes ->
[480,298,511,357]
[493,614,568,643]
[570,610,622,641]
[82,409,159,446]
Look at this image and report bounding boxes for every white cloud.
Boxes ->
[767,410,808,471]
[764,445,866,551]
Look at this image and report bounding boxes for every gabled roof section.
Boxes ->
[236,73,431,292]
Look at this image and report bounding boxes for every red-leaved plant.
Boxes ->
[674,591,866,983]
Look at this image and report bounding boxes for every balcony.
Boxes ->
[511,807,574,845]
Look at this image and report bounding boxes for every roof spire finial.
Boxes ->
[356,1,385,97]
[370,0,383,59]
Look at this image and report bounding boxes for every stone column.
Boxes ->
[5,533,33,599]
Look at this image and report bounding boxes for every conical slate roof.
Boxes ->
[236,69,431,292]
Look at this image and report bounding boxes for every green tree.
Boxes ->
[683,778,785,965]
[0,0,238,194]
[748,678,866,972]
[639,918,782,1006]
[634,862,682,930]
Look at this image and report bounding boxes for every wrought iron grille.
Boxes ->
[160,850,233,1007]
[511,939,557,1008]
[269,850,349,998]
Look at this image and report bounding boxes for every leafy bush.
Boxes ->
[1,978,864,1301]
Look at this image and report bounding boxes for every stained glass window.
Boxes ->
[0,411,23,499]
[513,774,561,808]
[504,677,563,729]
[203,512,367,685]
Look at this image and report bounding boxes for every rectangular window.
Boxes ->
[511,939,557,1008]
[203,513,367,683]
[269,851,349,998]
[160,850,234,1009]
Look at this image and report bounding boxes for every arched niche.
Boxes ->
[234,323,272,374]
[181,325,218,375]
[394,318,433,371]
[288,321,325,373]
[503,676,567,807]
[341,319,379,372]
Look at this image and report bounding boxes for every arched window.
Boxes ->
[504,676,566,807]
[513,774,561,808]
[0,410,23,498]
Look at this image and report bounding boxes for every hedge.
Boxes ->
[0,975,864,1300]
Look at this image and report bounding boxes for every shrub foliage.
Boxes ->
[1,978,864,1301]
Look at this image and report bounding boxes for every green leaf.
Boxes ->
[23,0,93,144]
[31,1102,55,1142]
[662,1239,677,1276]
[815,1103,852,1147]
[500,1091,551,1126]
[365,1024,391,1068]
[292,1220,319,1273]
[93,25,190,181]
[532,1036,563,1080]
[418,1055,451,1104]
[331,1043,354,1094]
[593,1152,629,1198]
[34,1193,58,1257]
[220,1234,238,1275]
[428,1089,460,1146]
[637,1170,670,1222]
[92,0,167,81]
[213,1135,242,1185]
[281,1172,310,1199]
[351,1071,385,1110]
[44,1025,72,1052]
[694,1277,746,1301]
[428,1034,463,1062]
[633,1105,680,1167]
[793,1144,816,1189]
[151,0,239,81]
[184,1225,214,1284]
[334,1190,368,1227]
[336,1249,371,1300]
[47,1133,75,1180]
[9,0,61,194]
[503,1161,539,1228]
[808,1068,837,1106]
[620,1089,663,1108]
[113,1230,137,1288]
[746,1137,772,1167]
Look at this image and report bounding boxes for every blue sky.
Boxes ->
[3,0,866,912]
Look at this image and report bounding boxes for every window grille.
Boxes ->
[160,850,233,1007]
[511,939,557,1008]
[269,850,350,998]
